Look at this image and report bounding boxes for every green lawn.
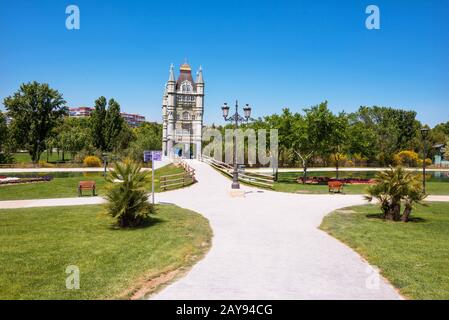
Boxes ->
[274,171,449,195]
[320,202,449,299]
[0,164,190,201]
[0,204,212,299]
[12,152,73,163]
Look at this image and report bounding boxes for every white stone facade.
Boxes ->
[162,63,204,159]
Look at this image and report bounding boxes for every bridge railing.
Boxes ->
[201,154,274,189]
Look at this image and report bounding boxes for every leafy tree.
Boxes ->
[301,101,343,171]
[0,112,12,164]
[327,112,349,178]
[47,117,92,161]
[105,159,154,227]
[4,82,67,163]
[291,112,314,183]
[127,122,162,162]
[444,140,449,161]
[91,96,107,151]
[104,99,124,152]
[354,106,419,165]
[346,114,377,161]
[0,112,7,151]
[365,167,426,222]
[433,121,449,137]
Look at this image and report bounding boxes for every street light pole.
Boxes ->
[222,100,252,189]
[421,127,429,194]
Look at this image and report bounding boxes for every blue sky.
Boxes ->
[1,0,448,126]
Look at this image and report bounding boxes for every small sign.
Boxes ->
[151,151,162,161]
[143,151,152,163]
[143,150,162,162]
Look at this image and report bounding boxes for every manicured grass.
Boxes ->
[0,164,190,201]
[274,171,449,195]
[12,152,72,163]
[320,202,449,299]
[0,204,212,299]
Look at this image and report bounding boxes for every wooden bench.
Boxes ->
[328,181,344,193]
[78,181,96,197]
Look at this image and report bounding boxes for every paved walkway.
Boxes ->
[152,160,402,300]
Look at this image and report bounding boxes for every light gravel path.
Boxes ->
[152,160,403,300]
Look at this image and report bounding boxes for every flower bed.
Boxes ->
[0,175,53,185]
[296,176,375,185]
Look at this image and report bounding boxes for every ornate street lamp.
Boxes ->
[222,100,252,189]
[420,127,430,194]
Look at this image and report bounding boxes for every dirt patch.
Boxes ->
[128,269,181,300]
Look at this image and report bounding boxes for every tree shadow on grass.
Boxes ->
[108,217,165,231]
[366,213,427,223]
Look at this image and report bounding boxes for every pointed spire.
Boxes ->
[168,63,175,82]
[196,65,204,84]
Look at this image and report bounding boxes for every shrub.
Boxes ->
[38,160,55,168]
[393,150,419,167]
[0,153,14,164]
[365,167,427,222]
[417,158,432,166]
[83,156,102,167]
[104,159,154,227]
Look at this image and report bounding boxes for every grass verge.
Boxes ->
[0,164,191,201]
[0,204,212,299]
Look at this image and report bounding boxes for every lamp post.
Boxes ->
[420,127,430,194]
[221,100,252,189]
[102,153,108,177]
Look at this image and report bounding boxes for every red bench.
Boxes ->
[328,181,344,193]
[78,181,96,197]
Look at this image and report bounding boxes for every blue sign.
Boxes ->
[151,151,162,161]
[143,150,162,162]
[143,151,152,163]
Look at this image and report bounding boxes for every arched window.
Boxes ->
[182,111,190,120]
[181,81,192,93]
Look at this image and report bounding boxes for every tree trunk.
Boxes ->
[384,202,401,221]
[401,205,412,222]
[303,160,308,184]
[393,203,401,221]
[336,161,339,179]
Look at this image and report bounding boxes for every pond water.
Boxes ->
[280,171,449,183]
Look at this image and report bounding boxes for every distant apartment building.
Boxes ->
[69,107,93,117]
[68,107,146,128]
[120,113,146,128]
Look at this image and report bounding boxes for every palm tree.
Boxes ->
[402,179,427,222]
[105,159,154,227]
[365,167,426,222]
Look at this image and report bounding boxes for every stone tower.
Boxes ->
[162,62,204,159]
